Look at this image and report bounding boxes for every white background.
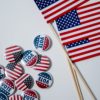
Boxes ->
[0,0,100,100]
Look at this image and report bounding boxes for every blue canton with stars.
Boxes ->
[56,10,80,31]
[65,39,89,49]
[0,92,8,100]
[34,0,59,10]
[6,63,16,70]
[24,76,33,89]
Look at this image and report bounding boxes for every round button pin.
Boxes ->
[15,74,34,91]
[21,50,38,66]
[5,63,24,81]
[0,92,8,100]
[36,72,53,89]
[33,55,51,72]
[22,89,39,100]
[0,79,15,96]
[34,34,51,51]
[0,65,5,80]
[5,45,23,63]
[9,94,23,100]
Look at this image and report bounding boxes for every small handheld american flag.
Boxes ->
[34,0,88,23]
[55,2,100,62]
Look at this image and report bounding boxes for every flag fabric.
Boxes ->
[55,2,100,62]
[33,55,51,71]
[9,95,23,100]
[5,45,23,63]
[34,0,88,23]
[5,63,24,81]
[15,74,33,91]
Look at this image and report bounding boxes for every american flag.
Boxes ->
[55,2,100,62]
[5,63,24,81]
[15,74,33,91]
[34,0,88,23]
[9,95,23,100]
[5,45,23,63]
[33,55,51,71]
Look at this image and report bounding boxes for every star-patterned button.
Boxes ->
[21,50,38,66]
[36,72,53,89]
[0,79,15,96]
[15,74,34,91]
[33,34,51,51]
[0,65,5,80]
[22,89,39,100]
[5,45,23,63]
[0,92,8,100]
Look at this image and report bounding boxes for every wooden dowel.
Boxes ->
[49,23,97,100]
[49,24,84,100]
[68,59,84,100]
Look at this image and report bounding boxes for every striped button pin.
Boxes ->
[33,55,51,72]
[0,79,15,96]
[9,95,23,100]
[22,89,39,100]
[15,74,34,91]
[5,63,24,81]
[0,65,5,80]
[5,45,23,63]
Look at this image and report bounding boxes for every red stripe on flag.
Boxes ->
[44,1,76,19]
[69,48,100,58]
[61,27,99,41]
[60,22,100,36]
[72,53,100,62]
[62,33,99,45]
[47,0,88,23]
[77,2,100,10]
[42,0,66,14]
[68,42,100,54]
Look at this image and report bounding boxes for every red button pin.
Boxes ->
[15,74,34,91]
[21,50,38,67]
[34,34,51,51]
[33,55,51,72]
[9,94,23,100]
[22,89,39,100]
[36,72,53,89]
[5,63,24,81]
[0,79,15,96]
[5,45,23,63]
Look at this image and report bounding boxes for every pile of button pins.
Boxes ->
[0,34,53,100]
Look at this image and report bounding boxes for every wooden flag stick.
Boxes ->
[68,56,97,100]
[68,58,84,100]
[49,24,84,100]
[49,24,97,100]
